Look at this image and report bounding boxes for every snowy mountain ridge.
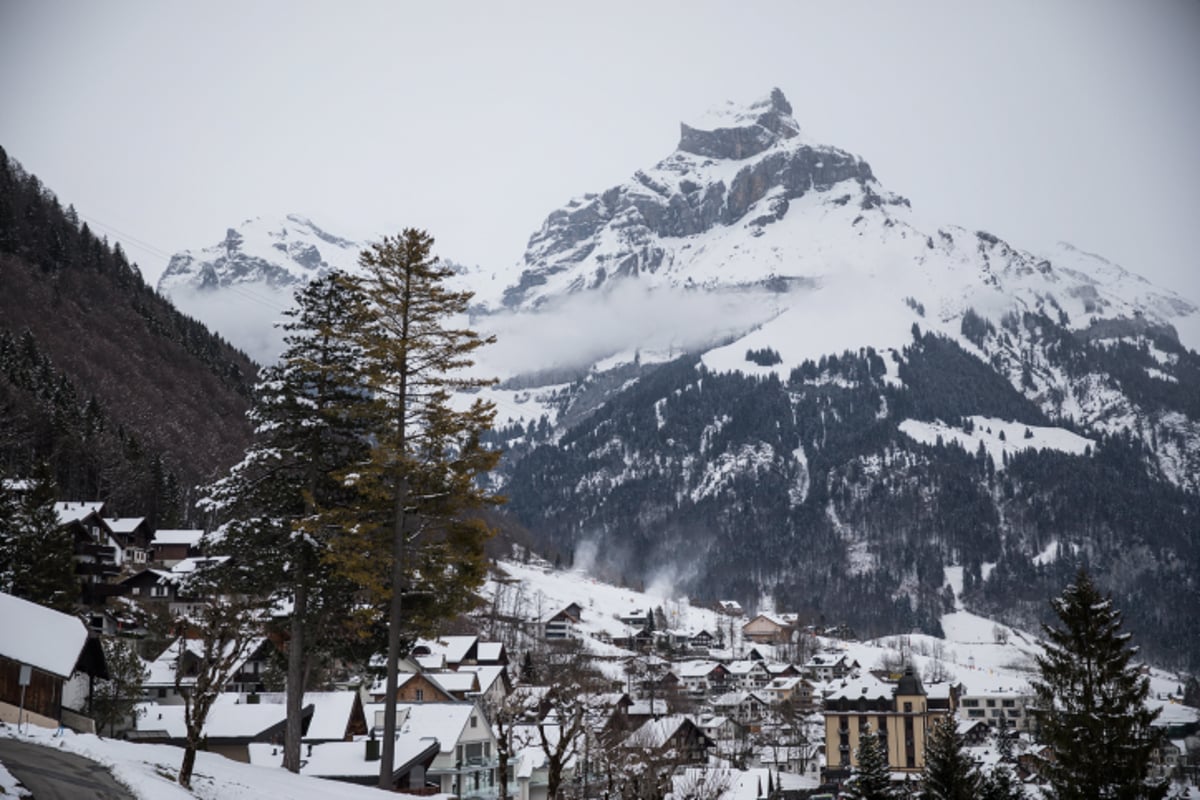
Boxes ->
[158,213,362,296]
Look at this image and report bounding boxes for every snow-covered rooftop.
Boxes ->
[0,591,88,678]
[151,529,204,546]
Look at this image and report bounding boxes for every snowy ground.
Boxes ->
[0,756,30,797]
[898,415,1093,467]
[0,722,423,800]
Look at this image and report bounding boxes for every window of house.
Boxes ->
[470,716,477,728]
[962,699,979,708]
[415,688,424,702]
[903,702,912,713]
[986,699,996,707]
[1001,699,1015,708]
[968,709,985,718]
[157,688,167,698]
[131,587,140,595]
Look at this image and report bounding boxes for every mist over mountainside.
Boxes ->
[148,89,1199,667]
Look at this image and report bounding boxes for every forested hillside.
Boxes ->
[0,148,257,524]
[500,328,1200,669]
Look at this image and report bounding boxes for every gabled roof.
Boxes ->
[458,664,507,694]
[171,555,229,575]
[151,529,204,547]
[626,714,699,750]
[234,691,362,742]
[414,635,478,665]
[427,670,480,695]
[0,591,89,678]
[105,517,147,535]
[365,701,486,755]
[677,660,726,678]
[135,694,301,739]
[725,660,767,676]
[54,501,105,526]
[248,735,439,780]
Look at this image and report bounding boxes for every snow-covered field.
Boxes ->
[0,722,428,800]
[898,415,1093,467]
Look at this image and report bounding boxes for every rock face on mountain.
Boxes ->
[506,88,903,308]
[157,214,361,297]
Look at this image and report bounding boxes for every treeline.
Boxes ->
[0,148,257,515]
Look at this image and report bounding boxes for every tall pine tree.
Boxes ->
[1032,569,1167,800]
[200,273,371,773]
[327,229,501,788]
[921,715,980,800]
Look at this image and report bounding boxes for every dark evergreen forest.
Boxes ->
[500,328,1200,669]
[0,148,257,524]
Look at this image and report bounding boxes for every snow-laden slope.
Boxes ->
[898,416,1094,468]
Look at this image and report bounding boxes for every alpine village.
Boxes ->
[2,87,1199,800]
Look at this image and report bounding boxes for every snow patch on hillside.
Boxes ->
[898,416,1093,467]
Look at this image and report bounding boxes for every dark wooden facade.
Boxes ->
[0,654,64,719]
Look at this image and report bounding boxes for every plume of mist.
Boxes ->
[473,280,788,380]
[167,281,295,366]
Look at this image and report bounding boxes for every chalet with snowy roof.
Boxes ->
[624,714,712,765]
[0,591,108,727]
[150,528,204,566]
[543,603,583,640]
[56,501,123,599]
[801,653,858,681]
[712,691,770,728]
[716,600,744,616]
[822,666,956,783]
[119,567,180,603]
[697,713,746,745]
[724,660,771,691]
[677,660,732,698]
[619,608,652,628]
[689,629,717,649]
[742,613,798,644]
[142,636,270,704]
[366,700,500,797]
[762,676,816,710]
[410,635,506,669]
[105,516,151,566]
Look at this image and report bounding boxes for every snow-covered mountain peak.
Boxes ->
[157,214,362,297]
[501,89,906,310]
[678,86,802,160]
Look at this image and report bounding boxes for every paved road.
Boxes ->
[0,737,135,800]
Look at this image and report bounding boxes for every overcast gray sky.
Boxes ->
[1,1,1197,298]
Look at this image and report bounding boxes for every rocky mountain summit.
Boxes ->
[157,214,361,297]
[505,87,906,308]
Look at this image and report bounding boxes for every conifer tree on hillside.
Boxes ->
[921,715,981,800]
[1032,568,1167,800]
[325,229,501,788]
[91,637,147,738]
[199,273,370,774]
[845,726,894,800]
[1,463,76,611]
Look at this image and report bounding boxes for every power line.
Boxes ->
[76,212,291,312]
